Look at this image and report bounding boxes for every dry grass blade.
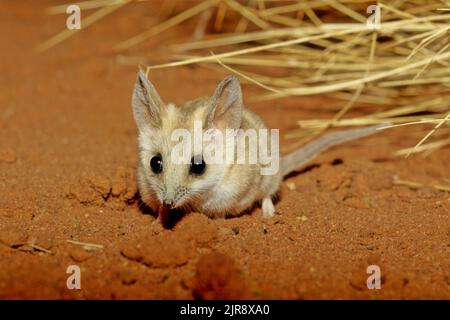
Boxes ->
[47,0,123,14]
[66,239,104,250]
[396,138,450,156]
[115,0,219,51]
[407,112,450,157]
[393,176,450,192]
[224,0,271,29]
[393,176,423,189]
[40,0,450,156]
[148,26,368,70]
[36,0,131,52]
[259,50,450,98]
[210,51,282,94]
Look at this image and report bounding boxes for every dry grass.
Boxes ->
[39,0,450,156]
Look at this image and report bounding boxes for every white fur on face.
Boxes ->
[137,109,233,210]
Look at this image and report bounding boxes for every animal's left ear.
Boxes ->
[206,75,242,130]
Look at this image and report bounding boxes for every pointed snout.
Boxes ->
[161,186,187,209]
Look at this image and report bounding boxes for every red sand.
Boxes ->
[0,1,448,299]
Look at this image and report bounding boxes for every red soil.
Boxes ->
[0,1,448,299]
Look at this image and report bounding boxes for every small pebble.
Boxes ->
[218,227,234,238]
[69,247,94,262]
[286,182,296,190]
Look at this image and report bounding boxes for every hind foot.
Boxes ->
[262,197,275,218]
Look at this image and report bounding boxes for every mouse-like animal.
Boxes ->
[132,70,386,219]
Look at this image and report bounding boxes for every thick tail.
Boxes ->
[281,123,390,176]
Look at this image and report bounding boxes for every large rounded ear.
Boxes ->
[132,70,164,131]
[206,75,243,130]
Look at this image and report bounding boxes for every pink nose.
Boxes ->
[162,200,174,208]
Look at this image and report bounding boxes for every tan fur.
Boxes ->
[133,70,281,218]
[132,70,386,219]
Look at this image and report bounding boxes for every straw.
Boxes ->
[39,0,450,156]
[36,0,131,52]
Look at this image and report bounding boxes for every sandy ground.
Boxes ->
[0,1,449,299]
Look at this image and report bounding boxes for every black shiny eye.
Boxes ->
[190,155,206,175]
[150,154,163,174]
